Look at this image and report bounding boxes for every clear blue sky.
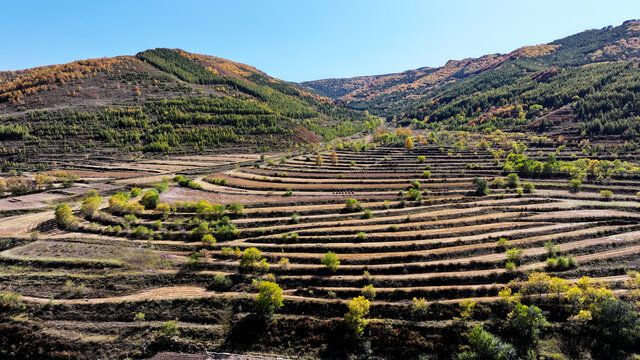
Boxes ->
[2,0,640,82]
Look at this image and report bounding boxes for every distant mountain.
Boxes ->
[0,48,367,164]
[302,20,640,142]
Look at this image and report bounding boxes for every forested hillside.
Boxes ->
[0,48,370,168]
[302,19,640,150]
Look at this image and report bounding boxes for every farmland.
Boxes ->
[2,130,640,359]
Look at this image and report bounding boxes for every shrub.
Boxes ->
[227,202,244,215]
[422,170,431,178]
[240,247,264,272]
[133,226,152,239]
[406,188,423,201]
[506,173,520,188]
[356,232,367,240]
[361,284,376,300]
[410,180,421,189]
[130,188,142,197]
[491,178,505,188]
[278,257,290,270]
[344,296,370,338]
[496,237,509,250]
[417,156,426,163]
[361,209,373,219]
[161,320,179,337]
[569,179,582,193]
[289,213,300,224]
[600,190,613,201]
[202,234,216,245]
[411,297,429,315]
[506,248,523,264]
[133,312,145,322]
[140,190,159,210]
[0,292,26,318]
[344,198,361,212]
[55,204,77,229]
[256,281,284,317]
[211,273,232,290]
[338,173,345,179]
[330,151,338,164]
[505,261,516,272]
[472,177,489,196]
[321,251,340,272]
[81,195,102,217]
[522,183,535,193]
[283,189,293,196]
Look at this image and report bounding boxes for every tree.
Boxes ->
[161,320,179,337]
[344,198,361,212]
[600,190,613,201]
[240,247,264,272]
[54,203,77,229]
[140,190,159,210]
[506,173,520,188]
[322,251,340,272]
[344,296,370,338]
[80,194,102,216]
[256,281,284,317]
[457,325,517,360]
[315,154,323,166]
[569,179,583,193]
[405,137,414,150]
[330,151,338,164]
[472,177,489,196]
[361,284,376,300]
[505,303,549,356]
[522,183,534,193]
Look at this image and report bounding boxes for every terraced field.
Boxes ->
[2,142,640,358]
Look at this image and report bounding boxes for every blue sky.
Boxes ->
[1,1,640,81]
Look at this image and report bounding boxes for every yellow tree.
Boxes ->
[315,154,323,166]
[405,137,414,151]
[330,151,338,164]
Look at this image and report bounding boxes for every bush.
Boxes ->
[600,190,613,201]
[505,261,516,272]
[202,234,216,245]
[472,177,489,196]
[55,203,77,229]
[496,237,509,250]
[133,312,145,322]
[283,189,293,196]
[256,281,284,317]
[321,251,340,272]
[345,296,370,338]
[569,179,582,193]
[417,156,426,163]
[506,173,520,188]
[240,247,265,272]
[361,284,376,300]
[161,320,179,337]
[491,178,505,188]
[227,202,244,215]
[81,195,102,217]
[506,248,523,264]
[344,198,361,212]
[422,170,431,178]
[211,273,232,290]
[361,209,373,219]
[140,190,159,210]
[130,188,142,197]
[522,183,535,193]
[406,188,423,201]
[356,232,367,240]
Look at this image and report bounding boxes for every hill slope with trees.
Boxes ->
[0,48,370,166]
[302,19,640,149]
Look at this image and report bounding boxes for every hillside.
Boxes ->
[0,48,368,168]
[302,19,640,149]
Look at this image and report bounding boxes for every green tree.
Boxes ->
[569,179,583,193]
[322,251,340,272]
[506,173,520,188]
[457,325,517,360]
[505,303,549,356]
[140,190,159,210]
[472,177,489,196]
[256,281,284,317]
